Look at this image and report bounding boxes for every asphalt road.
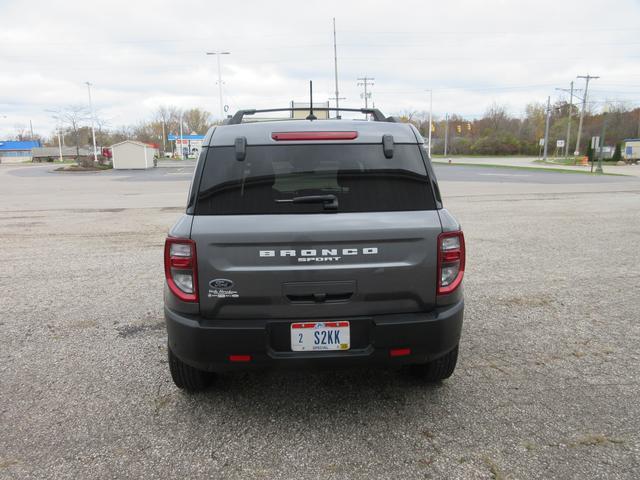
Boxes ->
[1,163,639,479]
[9,161,639,185]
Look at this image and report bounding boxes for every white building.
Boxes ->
[111,140,158,170]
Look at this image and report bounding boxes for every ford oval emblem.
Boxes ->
[209,278,234,289]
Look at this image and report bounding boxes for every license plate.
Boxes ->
[290,321,350,352]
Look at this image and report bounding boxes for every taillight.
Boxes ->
[437,231,465,296]
[164,237,198,302]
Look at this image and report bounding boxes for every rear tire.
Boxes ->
[408,344,459,381]
[168,347,214,392]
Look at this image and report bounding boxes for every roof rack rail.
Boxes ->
[224,108,397,125]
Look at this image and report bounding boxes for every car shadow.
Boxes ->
[169,367,454,427]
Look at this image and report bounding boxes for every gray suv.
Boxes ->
[164,108,465,391]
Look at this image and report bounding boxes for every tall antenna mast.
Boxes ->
[333,18,341,119]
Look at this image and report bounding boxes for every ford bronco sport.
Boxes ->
[164,107,465,391]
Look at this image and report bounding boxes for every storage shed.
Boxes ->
[111,140,158,169]
[623,138,640,163]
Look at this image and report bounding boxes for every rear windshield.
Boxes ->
[195,144,435,214]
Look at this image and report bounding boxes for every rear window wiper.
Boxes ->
[276,194,338,210]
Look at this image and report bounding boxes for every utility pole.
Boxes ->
[574,74,599,156]
[444,113,449,157]
[29,120,34,140]
[426,89,433,157]
[85,82,98,164]
[357,76,374,110]
[543,96,551,161]
[332,18,341,118]
[555,81,582,158]
[206,51,231,121]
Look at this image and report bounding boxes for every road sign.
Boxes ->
[557,140,565,148]
[539,138,545,146]
[591,136,600,148]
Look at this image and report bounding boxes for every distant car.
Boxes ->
[164,108,465,391]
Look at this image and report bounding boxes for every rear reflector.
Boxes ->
[229,355,252,362]
[271,131,358,141]
[390,348,411,357]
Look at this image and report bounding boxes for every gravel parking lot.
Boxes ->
[1,164,639,479]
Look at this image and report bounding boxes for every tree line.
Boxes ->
[37,101,640,163]
[401,101,640,156]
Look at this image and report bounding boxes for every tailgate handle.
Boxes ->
[286,292,353,303]
[283,281,355,304]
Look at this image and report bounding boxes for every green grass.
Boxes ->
[432,161,627,176]
[535,158,576,165]
[431,154,536,158]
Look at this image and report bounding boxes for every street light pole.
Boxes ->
[179,112,184,160]
[206,51,231,121]
[85,82,98,164]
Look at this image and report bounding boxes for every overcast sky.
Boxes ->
[2,0,640,138]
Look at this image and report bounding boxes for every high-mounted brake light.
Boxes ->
[437,231,465,296]
[271,131,358,141]
[164,237,198,302]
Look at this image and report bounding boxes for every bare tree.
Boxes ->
[156,106,182,152]
[51,105,90,166]
[13,124,29,141]
[484,103,510,133]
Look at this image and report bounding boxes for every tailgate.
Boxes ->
[192,211,442,319]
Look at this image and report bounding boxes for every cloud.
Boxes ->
[2,0,640,138]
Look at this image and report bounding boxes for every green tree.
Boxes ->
[612,143,622,162]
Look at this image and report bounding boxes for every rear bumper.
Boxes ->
[165,300,464,372]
